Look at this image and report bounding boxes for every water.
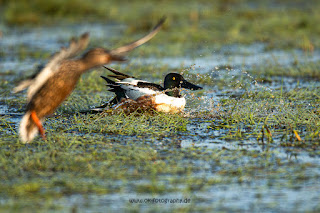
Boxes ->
[132,46,320,71]
[1,23,320,212]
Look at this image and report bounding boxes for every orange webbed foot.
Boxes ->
[30,110,46,141]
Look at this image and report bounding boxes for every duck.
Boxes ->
[97,66,202,113]
[13,18,165,143]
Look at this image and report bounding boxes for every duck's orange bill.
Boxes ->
[31,111,46,141]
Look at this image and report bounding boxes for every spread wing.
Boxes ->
[13,33,89,101]
[12,64,44,94]
[109,17,165,55]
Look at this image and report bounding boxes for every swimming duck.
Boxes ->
[98,66,202,113]
[14,19,165,143]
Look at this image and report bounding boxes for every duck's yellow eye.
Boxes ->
[172,77,175,80]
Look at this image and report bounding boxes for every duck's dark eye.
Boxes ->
[172,77,176,80]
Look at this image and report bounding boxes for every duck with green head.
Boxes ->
[98,67,203,113]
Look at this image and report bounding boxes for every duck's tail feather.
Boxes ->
[99,75,128,107]
[19,111,38,143]
[103,66,133,79]
[107,75,128,81]
[101,75,117,85]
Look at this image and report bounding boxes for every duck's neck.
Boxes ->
[75,58,101,74]
[165,88,181,98]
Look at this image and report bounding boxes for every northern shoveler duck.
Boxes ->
[13,18,165,143]
[98,66,202,113]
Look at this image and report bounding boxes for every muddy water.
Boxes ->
[1,24,320,212]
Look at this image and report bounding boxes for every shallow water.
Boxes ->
[133,48,320,71]
[1,23,320,212]
[41,184,320,212]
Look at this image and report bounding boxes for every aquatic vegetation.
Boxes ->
[1,63,320,211]
[251,60,320,79]
[1,0,320,211]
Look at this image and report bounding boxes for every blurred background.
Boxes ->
[1,0,319,52]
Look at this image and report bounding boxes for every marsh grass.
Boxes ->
[251,60,320,79]
[0,135,318,212]
[48,111,189,137]
[1,77,320,211]
[207,86,320,149]
[1,1,320,211]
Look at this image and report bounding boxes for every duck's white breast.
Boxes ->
[154,94,186,113]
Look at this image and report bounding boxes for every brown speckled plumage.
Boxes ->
[16,18,165,142]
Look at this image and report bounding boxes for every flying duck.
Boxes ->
[13,18,165,143]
